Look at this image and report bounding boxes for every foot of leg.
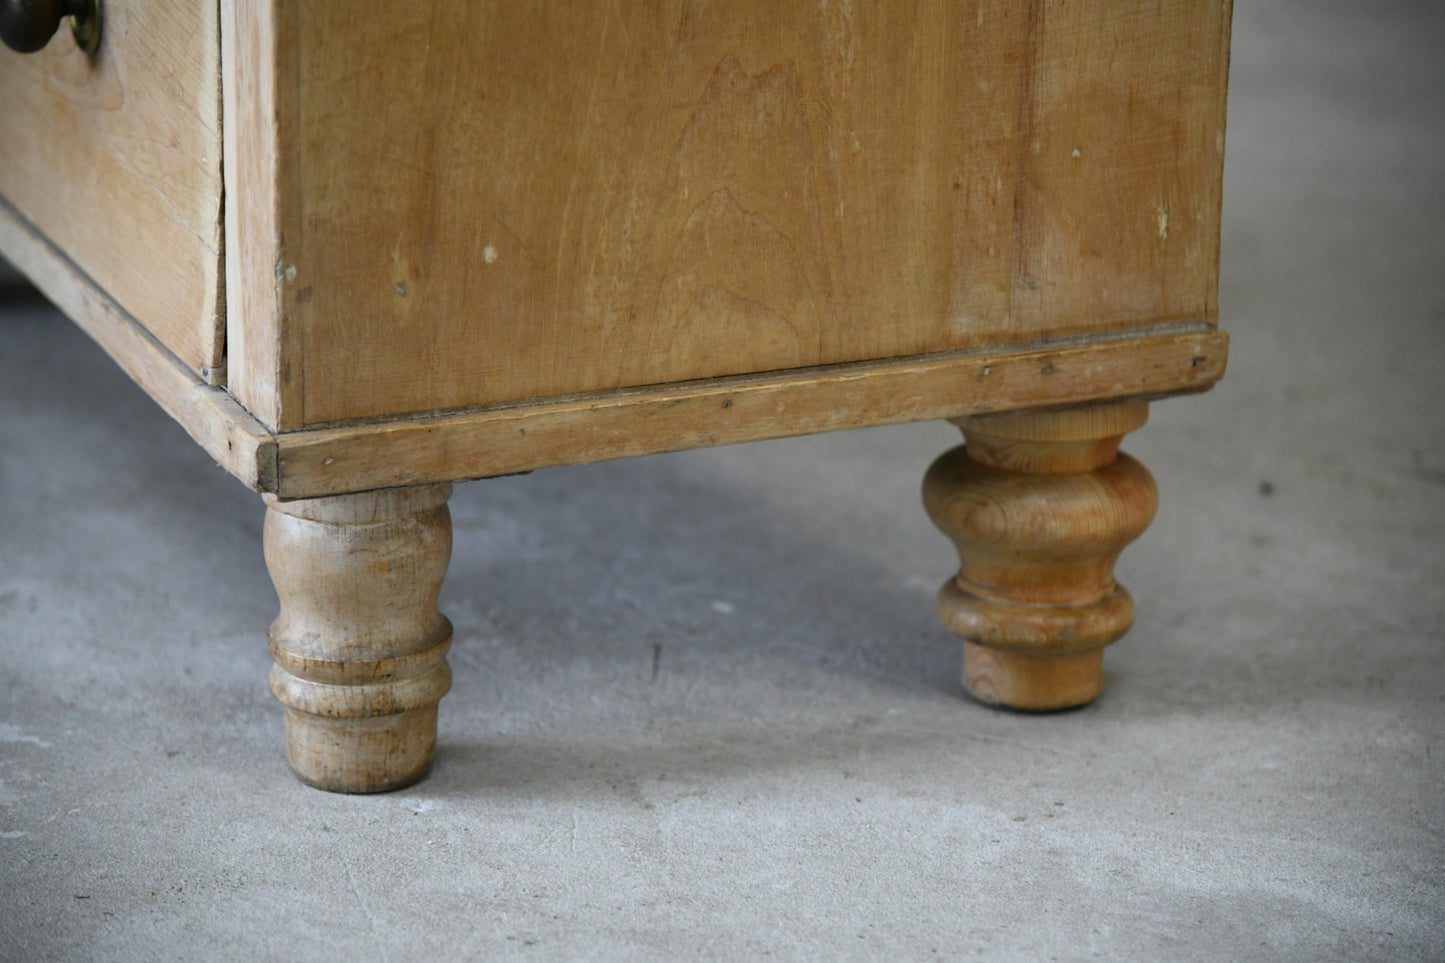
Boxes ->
[263,484,454,792]
[922,403,1157,710]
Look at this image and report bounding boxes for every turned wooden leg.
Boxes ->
[263,484,454,792]
[922,403,1158,710]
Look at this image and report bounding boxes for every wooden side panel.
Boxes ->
[221,0,297,429]
[273,0,1230,428]
[0,2,223,378]
[1009,0,1232,338]
[280,1,975,427]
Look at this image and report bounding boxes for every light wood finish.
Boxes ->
[225,0,1231,431]
[220,0,290,427]
[923,403,1157,709]
[1005,0,1232,341]
[0,180,1224,504]
[0,3,1233,787]
[0,1,223,380]
[264,485,454,793]
[0,199,277,490]
[273,325,1224,499]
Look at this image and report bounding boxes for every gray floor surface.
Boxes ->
[2,3,1442,960]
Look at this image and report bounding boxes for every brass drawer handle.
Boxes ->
[0,0,99,55]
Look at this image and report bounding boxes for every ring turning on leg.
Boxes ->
[923,403,1157,710]
[263,484,454,792]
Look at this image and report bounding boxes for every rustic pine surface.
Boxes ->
[1,1,1442,958]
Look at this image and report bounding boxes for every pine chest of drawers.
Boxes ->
[0,0,1232,791]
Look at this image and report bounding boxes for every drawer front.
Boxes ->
[0,3,223,378]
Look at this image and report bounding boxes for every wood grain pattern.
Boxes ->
[221,0,292,428]
[0,198,276,490]
[0,177,1225,502]
[271,326,1225,499]
[923,403,1157,709]
[0,1,223,379]
[264,484,454,793]
[236,0,1231,429]
[1007,0,1233,339]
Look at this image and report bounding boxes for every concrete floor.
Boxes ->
[2,2,1442,959]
